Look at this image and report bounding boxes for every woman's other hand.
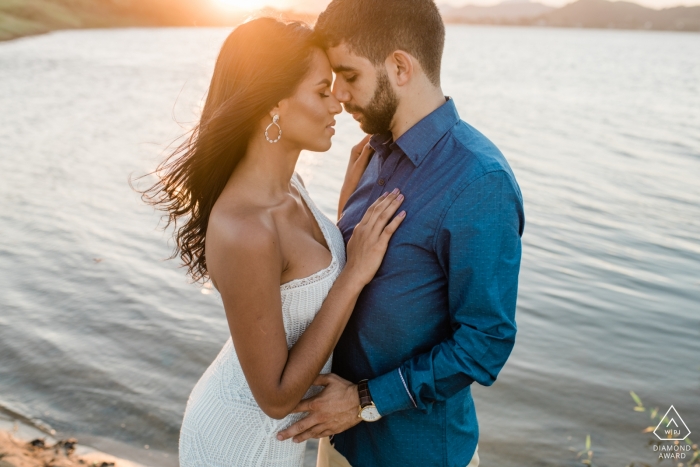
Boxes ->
[338,135,374,219]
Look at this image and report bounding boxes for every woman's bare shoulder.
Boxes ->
[206,201,283,270]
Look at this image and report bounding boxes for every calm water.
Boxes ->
[0,25,698,467]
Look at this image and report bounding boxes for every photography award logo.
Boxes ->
[654,405,691,441]
[652,405,692,461]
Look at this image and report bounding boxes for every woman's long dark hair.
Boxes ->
[140,18,317,282]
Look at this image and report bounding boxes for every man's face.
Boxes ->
[326,43,399,135]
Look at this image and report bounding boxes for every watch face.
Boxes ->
[361,405,382,422]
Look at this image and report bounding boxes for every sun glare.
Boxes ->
[216,0,272,10]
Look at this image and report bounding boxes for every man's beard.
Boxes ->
[344,70,399,135]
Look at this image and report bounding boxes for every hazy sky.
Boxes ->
[217,0,700,12]
[439,0,700,7]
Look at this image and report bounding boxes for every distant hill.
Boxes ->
[441,0,555,23]
[530,0,700,31]
[2,0,699,41]
[0,0,222,41]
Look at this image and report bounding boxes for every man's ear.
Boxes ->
[386,50,414,87]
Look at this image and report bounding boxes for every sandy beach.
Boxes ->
[0,430,147,467]
[0,410,146,467]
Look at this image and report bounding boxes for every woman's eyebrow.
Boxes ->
[316,78,332,86]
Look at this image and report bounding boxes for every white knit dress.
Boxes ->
[179,172,347,467]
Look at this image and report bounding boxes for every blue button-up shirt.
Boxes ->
[332,98,525,467]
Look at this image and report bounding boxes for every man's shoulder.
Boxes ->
[450,120,512,173]
[434,119,520,195]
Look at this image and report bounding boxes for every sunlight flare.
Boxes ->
[215,0,271,10]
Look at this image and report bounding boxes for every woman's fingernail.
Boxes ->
[382,191,389,197]
[397,194,404,201]
[277,434,283,440]
[399,210,407,217]
[391,188,400,195]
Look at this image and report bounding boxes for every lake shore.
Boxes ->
[0,431,146,467]
[0,410,148,467]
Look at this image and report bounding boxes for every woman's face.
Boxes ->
[277,48,342,152]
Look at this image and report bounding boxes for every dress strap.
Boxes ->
[291,172,309,201]
[291,171,303,190]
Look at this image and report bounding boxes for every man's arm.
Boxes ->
[369,169,525,415]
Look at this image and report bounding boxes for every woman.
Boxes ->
[142,18,405,466]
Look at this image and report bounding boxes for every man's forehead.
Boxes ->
[326,43,372,71]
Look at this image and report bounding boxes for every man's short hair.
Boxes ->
[314,0,445,86]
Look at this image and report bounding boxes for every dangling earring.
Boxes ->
[265,115,282,143]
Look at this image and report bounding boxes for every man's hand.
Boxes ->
[276,373,362,443]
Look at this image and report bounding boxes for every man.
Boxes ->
[277,1,525,465]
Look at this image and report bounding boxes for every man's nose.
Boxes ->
[331,81,351,103]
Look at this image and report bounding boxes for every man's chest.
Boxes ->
[338,154,453,253]
[335,156,456,359]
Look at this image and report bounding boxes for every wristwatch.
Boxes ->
[357,379,382,422]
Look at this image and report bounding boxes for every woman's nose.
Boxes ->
[330,95,343,115]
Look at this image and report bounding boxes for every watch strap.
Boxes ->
[357,379,373,408]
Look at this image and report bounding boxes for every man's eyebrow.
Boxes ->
[332,65,357,73]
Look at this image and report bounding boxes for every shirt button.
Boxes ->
[378,179,386,186]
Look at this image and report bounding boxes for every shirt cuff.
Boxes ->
[367,368,417,416]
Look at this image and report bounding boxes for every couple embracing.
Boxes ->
[146,0,525,465]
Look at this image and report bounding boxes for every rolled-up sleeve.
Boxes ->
[368,169,525,416]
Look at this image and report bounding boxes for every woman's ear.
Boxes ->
[269,98,290,120]
[386,50,414,87]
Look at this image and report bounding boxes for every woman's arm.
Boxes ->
[206,191,405,420]
[338,135,374,220]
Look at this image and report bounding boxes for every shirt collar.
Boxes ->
[369,132,394,160]
[368,97,460,167]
